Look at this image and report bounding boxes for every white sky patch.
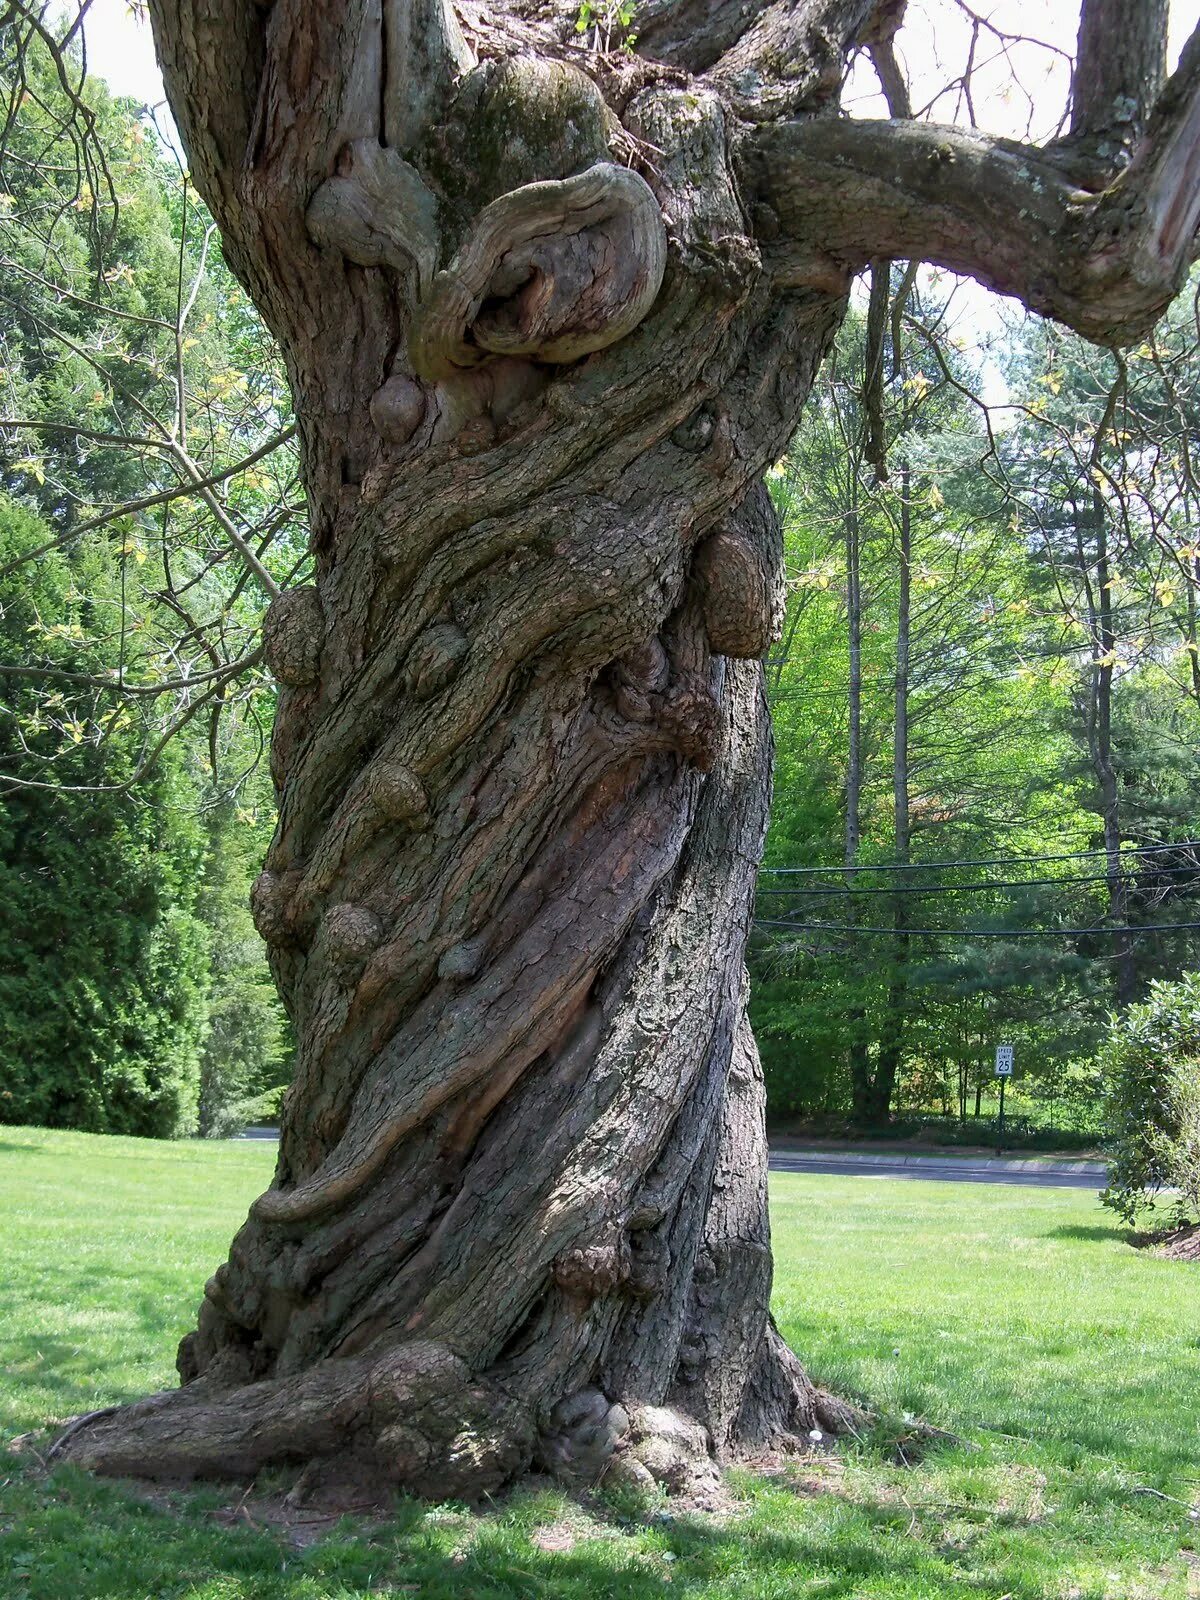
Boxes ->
[84,0,163,107]
[84,1,1200,142]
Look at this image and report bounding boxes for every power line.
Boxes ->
[756,862,1200,897]
[753,919,1200,937]
[759,840,1199,876]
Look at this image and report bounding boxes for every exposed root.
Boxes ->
[53,1342,533,1502]
[735,1318,869,1455]
[51,1327,866,1510]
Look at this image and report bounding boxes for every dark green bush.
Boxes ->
[0,500,209,1137]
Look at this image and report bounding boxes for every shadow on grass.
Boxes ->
[1049,1224,1128,1244]
[0,1462,1050,1600]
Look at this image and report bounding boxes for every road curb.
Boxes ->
[768,1150,1109,1187]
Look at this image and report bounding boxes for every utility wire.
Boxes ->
[753,919,1200,937]
[760,840,1199,875]
[756,862,1200,897]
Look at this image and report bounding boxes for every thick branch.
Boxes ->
[383,0,475,153]
[1070,0,1168,161]
[745,27,1200,344]
[704,0,878,121]
[633,0,872,76]
[146,0,266,237]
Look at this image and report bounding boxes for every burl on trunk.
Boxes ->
[60,0,1200,1496]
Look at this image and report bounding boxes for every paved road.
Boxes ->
[240,1128,1106,1189]
[768,1150,1107,1189]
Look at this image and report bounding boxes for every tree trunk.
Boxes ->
[59,10,862,1499]
[55,0,1200,1502]
[1087,487,1138,1008]
[844,478,876,1122]
[873,459,911,1121]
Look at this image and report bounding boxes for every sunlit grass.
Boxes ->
[0,1126,272,1435]
[770,1176,1200,1484]
[1,1125,1197,1599]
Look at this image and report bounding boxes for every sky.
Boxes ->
[85,0,161,108]
[84,0,1200,138]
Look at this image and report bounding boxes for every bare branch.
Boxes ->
[0,646,264,696]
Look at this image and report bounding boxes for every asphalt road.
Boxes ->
[767,1150,1107,1189]
[239,1128,1106,1189]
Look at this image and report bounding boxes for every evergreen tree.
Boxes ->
[0,497,209,1134]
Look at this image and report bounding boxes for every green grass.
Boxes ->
[1,1124,1197,1599]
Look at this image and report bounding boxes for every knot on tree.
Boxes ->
[551,1237,630,1301]
[408,162,667,381]
[695,481,785,659]
[658,680,722,770]
[366,762,430,827]
[536,1388,630,1485]
[625,1228,670,1300]
[613,635,670,721]
[671,405,717,454]
[250,867,303,947]
[306,140,439,293]
[369,375,427,447]
[437,936,485,982]
[613,637,721,769]
[321,902,384,979]
[262,586,325,687]
[604,1404,721,1498]
[404,621,469,698]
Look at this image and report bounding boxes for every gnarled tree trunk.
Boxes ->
[60,0,1200,1498]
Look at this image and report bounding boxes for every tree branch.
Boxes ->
[744,21,1200,346]
[1070,0,1168,162]
[0,647,264,696]
[383,0,475,154]
[145,0,266,239]
[627,0,877,119]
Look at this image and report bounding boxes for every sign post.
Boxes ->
[994,1044,1014,1153]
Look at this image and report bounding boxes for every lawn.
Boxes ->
[1,1125,1197,1599]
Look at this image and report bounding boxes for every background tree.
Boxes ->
[195,775,292,1137]
[754,284,1100,1128]
[30,0,1200,1501]
[0,496,208,1135]
[0,34,297,1136]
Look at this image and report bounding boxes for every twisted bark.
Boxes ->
[57,0,1200,1499]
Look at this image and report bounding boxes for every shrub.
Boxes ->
[1100,972,1200,1227]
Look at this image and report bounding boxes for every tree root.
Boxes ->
[53,1342,532,1501]
[51,1331,867,1506]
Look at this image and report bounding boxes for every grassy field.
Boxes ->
[1,1125,1197,1599]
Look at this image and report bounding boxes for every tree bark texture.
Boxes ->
[58,0,1200,1497]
